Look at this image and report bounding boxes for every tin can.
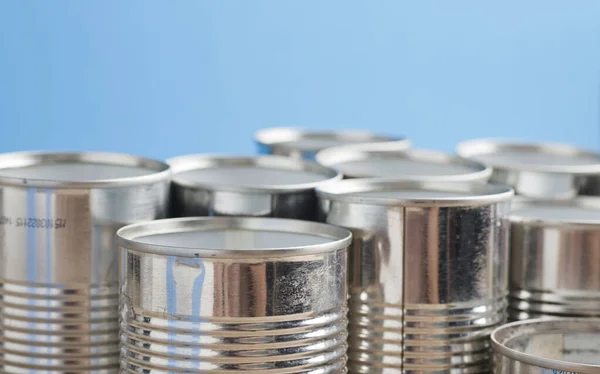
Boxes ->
[492,318,600,373]
[117,216,352,373]
[0,151,171,373]
[317,179,514,373]
[254,127,409,160]
[456,139,600,199]
[167,155,341,221]
[316,143,491,181]
[508,197,600,321]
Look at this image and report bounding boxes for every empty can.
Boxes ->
[508,197,600,321]
[456,139,600,199]
[254,127,408,160]
[316,179,514,373]
[492,318,600,373]
[167,155,341,220]
[316,143,491,181]
[0,151,171,373]
[118,216,352,373]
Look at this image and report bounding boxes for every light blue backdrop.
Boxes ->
[1,1,599,160]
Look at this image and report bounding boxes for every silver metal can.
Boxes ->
[254,127,409,160]
[316,143,491,181]
[492,318,600,373]
[317,179,514,373]
[117,216,352,373]
[456,139,600,199]
[167,155,341,220]
[0,151,171,374]
[508,197,600,321]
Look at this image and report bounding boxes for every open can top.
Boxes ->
[509,196,600,227]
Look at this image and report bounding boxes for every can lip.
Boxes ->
[509,196,600,227]
[254,127,408,152]
[316,144,491,181]
[0,151,171,189]
[491,318,600,373]
[167,154,342,193]
[456,138,600,174]
[316,178,514,207]
[117,216,353,258]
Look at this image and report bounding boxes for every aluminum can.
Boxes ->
[492,318,600,373]
[316,143,491,181]
[118,216,352,373]
[508,197,600,320]
[0,151,171,373]
[317,179,514,373]
[254,127,409,160]
[456,138,600,199]
[167,155,341,221]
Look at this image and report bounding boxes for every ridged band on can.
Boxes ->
[508,197,600,321]
[0,151,171,374]
[167,155,341,221]
[316,179,514,373]
[315,144,492,181]
[254,127,409,161]
[491,318,600,373]
[456,138,600,199]
[117,216,352,373]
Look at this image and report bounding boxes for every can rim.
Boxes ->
[509,196,600,227]
[117,216,353,258]
[0,151,171,189]
[167,154,342,192]
[491,318,600,373]
[456,138,600,174]
[316,178,514,207]
[316,144,491,181]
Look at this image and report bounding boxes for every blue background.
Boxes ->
[1,1,599,160]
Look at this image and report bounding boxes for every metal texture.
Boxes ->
[254,127,408,160]
[508,197,600,321]
[316,144,491,181]
[167,155,341,221]
[492,318,600,373]
[118,216,352,373]
[0,151,171,374]
[316,179,514,373]
[456,139,600,199]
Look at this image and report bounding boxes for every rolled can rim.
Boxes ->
[117,216,353,258]
[509,196,600,227]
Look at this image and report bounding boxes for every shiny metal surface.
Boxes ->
[167,155,341,221]
[255,127,408,160]
[117,216,352,373]
[492,318,600,373]
[316,179,514,373]
[456,139,600,199]
[508,198,600,320]
[0,151,171,374]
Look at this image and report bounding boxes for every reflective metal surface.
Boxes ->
[508,197,600,320]
[255,127,408,160]
[0,151,171,374]
[317,179,514,373]
[118,217,352,373]
[492,318,600,373]
[456,139,600,199]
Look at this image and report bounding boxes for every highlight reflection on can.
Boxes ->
[509,197,600,320]
[0,151,171,374]
[317,179,514,373]
[118,217,352,373]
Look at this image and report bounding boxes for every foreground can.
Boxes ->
[317,179,514,373]
[456,139,600,199]
[118,216,352,373]
[316,143,491,181]
[254,127,409,160]
[509,197,600,320]
[0,151,171,374]
[492,318,600,373]
[167,155,341,220]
